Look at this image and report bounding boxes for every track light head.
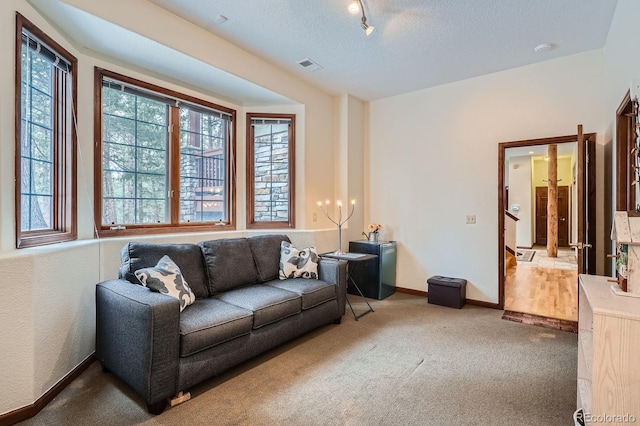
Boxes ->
[361,16,374,36]
[348,0,360,14]
[363,23,374,35]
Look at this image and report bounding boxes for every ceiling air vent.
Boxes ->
[297,58,323,72]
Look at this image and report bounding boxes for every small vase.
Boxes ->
[368,232,379,242]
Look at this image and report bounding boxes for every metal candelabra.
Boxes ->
[318,200,355,255]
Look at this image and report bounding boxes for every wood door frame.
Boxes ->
[616,90,636,211]
[577,127,597,272]
[497,132,595,309]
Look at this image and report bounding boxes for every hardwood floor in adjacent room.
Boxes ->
[505,248,578,322]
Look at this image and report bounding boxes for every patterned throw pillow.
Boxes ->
[135,255,196,312]
[279,241,319,280]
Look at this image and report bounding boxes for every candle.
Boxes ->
[315,197,355,255]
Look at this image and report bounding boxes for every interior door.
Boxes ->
[557,186,569,247]
[535,187,548,245]
[536,186,570,247]
[576,125,597,274]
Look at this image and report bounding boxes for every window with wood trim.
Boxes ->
[95,68,235,236]
[15,13,77,248]
[246,114,295,229]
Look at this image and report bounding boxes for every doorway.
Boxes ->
[497,127,596,322]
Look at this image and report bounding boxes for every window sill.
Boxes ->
[96,223,236,238]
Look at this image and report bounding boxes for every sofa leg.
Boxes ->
[169,391,191,407]
[333,317,342,324]
[147,399,167,415]
[99,362,110,374]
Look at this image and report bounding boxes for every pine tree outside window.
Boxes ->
[95,68,235,236]
[15,14,77,248]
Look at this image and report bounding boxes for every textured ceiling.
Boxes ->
[148,0,619,100]
[29,0,618,103]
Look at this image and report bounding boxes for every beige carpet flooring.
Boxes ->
[18,293,578,426]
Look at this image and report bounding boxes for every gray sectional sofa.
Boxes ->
[95,234,347,414]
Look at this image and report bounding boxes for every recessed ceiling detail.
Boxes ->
[213,15,228,24]
[534,42,556,53]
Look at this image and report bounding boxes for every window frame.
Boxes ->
[15,13,77,248]
[246,113,296,229]
[94,68,236,237]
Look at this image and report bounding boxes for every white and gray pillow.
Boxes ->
[279,241,319,280]
[135,255,196,312]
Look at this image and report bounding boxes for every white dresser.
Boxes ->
[577,274,640,425]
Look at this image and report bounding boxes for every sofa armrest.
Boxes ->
[96,279,179,406]
[318,258,348,318]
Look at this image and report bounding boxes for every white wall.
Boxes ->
[0,0,341,416]
[0,2,100,413]
[368,50,606,303]
[604,0,640,121]
[335,95,366,249]
[602,0,640,275]
[507,155,533,247]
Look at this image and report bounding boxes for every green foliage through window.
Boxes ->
[97,70,235,232]
[16,14,77,248]
[102,85,169,225]
[21,36,55,231]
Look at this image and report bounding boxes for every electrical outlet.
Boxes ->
[312,212,317,222]
[465,215,476,225]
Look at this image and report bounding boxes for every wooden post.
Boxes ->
[547,144,558,257]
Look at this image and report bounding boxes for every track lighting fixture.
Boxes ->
[348,0,374,36]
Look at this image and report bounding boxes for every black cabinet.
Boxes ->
[348,240,397,299]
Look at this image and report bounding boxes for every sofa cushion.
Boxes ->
[135,255,196,312]
[249,234,291,282]
[199,238,259,294]
[266,278,336,310]
[216,285,301,329]
[120,242,209,299]
[279,241,319,280]
[179,299,253,357]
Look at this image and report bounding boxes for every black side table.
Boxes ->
[321,252,376,320]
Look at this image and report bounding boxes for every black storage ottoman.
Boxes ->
[427,276,467,309]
